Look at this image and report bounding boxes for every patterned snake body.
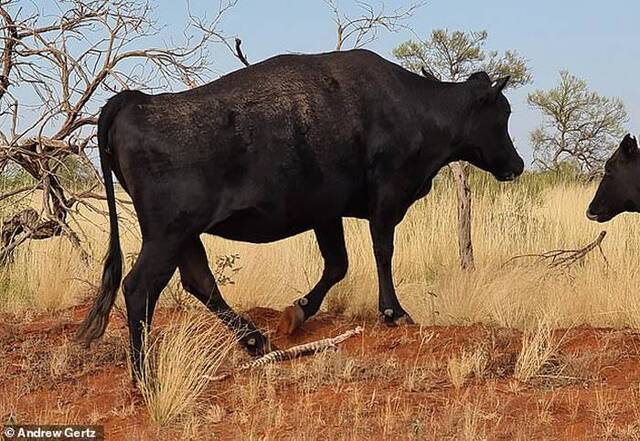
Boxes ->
[207,326,364,382]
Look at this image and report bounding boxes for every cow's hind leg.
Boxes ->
[178,237,272,356]
[277,219,348,335]
[123,238,182,380]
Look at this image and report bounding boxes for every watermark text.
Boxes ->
[3,425,104,440]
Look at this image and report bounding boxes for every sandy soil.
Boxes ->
[2,306,640,440]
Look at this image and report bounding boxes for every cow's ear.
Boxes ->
[471,73,509,105]
[491,76,510,93]
[621,133,638,156]
[468,72,492,84]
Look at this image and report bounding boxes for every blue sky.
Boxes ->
[158,1,639,165]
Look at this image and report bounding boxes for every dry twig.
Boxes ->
[505,231,608,270]
[234,38,250,67]
[325,0,424,51]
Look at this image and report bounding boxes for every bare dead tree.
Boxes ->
[0,0,240,262]
[324,0,423,51]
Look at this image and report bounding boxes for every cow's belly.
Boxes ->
[209,213,316,243]
[207,190,368,244]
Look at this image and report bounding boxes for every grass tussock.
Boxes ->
[514,320,558,383]
[448,347,488,389]
[137,311,236,426]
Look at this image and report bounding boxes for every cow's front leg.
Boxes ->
[178,237,272,356]
[369,220,414,326]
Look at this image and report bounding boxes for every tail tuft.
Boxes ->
[76,247,122,345]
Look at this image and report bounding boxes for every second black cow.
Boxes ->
[588,134,640,222]
[77,49,524,375]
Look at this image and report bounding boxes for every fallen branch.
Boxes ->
[505,231,608,270]
[205,325,364,382]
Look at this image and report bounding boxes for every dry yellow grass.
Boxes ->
[11,170,640,437]
[0,239,88,316]
[448,347,488,389]
[137,311,236,426]
[514,320,557,383]
[2,173,638,331]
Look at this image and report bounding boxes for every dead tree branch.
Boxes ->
[325,0,423,51]
[0,0,239,262]
[234,38,250,67]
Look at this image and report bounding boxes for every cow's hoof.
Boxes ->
[380,309,415,327]
[240,330,273,356]
[277,304,305,336]
[394,313,415,326]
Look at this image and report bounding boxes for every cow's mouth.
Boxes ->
[586,210,613,223]
[495,171,517,182]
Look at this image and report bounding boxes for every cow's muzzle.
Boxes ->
[586,208,612,223]
[495,156,524,182]
[496,172,517,182]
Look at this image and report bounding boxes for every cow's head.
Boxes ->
[587,134,640,222]
[457,72,524,182]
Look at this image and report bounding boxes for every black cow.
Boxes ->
[588,134,640,222]
[76,49,524,376]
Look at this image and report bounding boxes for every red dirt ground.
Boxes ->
[2,305,640,440]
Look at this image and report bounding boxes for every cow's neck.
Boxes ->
[416,82,475,169]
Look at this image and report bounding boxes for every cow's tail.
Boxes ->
[76,94,130,346]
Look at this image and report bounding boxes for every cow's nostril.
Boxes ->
[496,172,516,182]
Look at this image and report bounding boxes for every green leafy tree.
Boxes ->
[528,71,628,174]
[393,29,531,270]
[393,30,531,86]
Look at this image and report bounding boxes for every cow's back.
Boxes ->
[140,50,409,148]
